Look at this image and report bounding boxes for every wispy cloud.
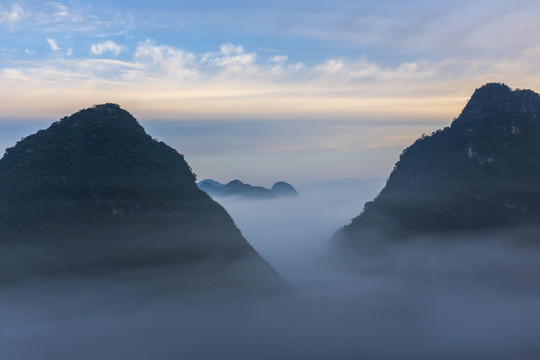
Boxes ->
[2,38,539,124]
[0,1,539,125]
[0,3,24,26]
[1,2,128,39]
[269,55,287,63]
[316,59,344,74]
[132,39,198,81]
[90,41,126,56]
[201,44,257,73]
[48,2,69,17]
[46,37,61,50]
[0,2,22,23]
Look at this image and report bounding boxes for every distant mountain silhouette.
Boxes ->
[197,179,224,197]
[334,83,540,245]
[271,182,300,197]
[198,178,224,189]
[198,179,299,199]
[0,104,283,289]
[221,180,277,199]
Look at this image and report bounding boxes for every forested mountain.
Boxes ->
[0,104,282,289]
[335,83,540,245]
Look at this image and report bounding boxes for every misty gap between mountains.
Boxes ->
[2,181,540,360]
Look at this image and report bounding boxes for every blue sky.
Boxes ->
[1,0,540,184]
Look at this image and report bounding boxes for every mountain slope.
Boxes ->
[0,104,282,288]
[335,83,540,244]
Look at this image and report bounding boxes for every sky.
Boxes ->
[1,0,540,184]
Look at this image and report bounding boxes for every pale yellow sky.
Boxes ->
[2,49,537,123]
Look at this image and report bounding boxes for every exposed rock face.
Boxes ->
[335,83,540,245]
[0,104,282,289]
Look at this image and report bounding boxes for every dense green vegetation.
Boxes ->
[337,83,540,242]
[0,104,198,219]
[0,104,279,284]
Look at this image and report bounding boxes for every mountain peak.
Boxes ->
[226,180,244,186]
[463,83,513,112]
[1,103,196,221]
[335,83,540,244]
[473,82,512,95]
[54,103,147,136]
[452,83,540,130]
[271,181,299,197]
[0,105,283,288]
[198,179,299,200]
[92,103,122,110]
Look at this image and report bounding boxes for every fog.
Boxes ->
[2,179,540,360]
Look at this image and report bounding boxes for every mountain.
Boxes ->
[220,180,277,199]
[270,182,300,198]
[197,179,224,197]
[198,178,224,189]
[334,83,540,245]
[198,179,300,199]
[198,179,276,199]
[0,104,283,289]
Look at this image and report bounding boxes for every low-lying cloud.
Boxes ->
[3,180,539,359]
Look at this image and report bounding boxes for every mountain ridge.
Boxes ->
[198,179,299,199]
[334,83,540,245]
